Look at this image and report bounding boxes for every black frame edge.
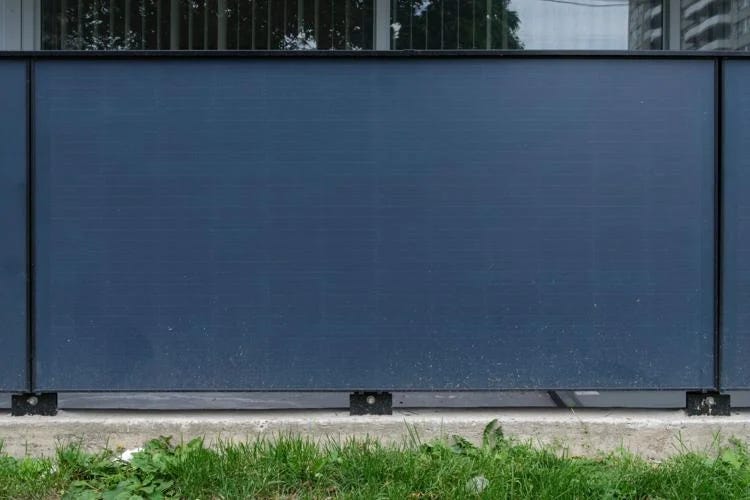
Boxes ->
[715,58,724,392]
[13,50,726,399]
[2,50,750,60]
[25,59,35,394]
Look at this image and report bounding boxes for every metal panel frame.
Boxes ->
[0,50,746,409]
[0,49,744,58]
[715,57,723,391]
[26,57,35,394]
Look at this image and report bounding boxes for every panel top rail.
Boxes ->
[1,50,750,60]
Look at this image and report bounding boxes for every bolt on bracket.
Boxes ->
[350,391,393,415]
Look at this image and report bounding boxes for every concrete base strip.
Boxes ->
[2,409,750,459]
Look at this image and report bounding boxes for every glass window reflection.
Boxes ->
[681,0,750,50]
[390,0,663,50]
[41,0,374,50]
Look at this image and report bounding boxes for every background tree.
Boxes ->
[392,0,523,50]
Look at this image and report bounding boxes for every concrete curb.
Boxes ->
[2,409,750,459]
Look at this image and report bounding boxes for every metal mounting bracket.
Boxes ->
[686,391,730,416]
[11,393,58,416]
[350,391,392,415]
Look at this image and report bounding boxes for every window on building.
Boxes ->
[681,0,750,50]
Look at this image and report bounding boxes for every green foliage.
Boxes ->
[0,453,55,499]
[392,0,523,50]
[2,425,750,499]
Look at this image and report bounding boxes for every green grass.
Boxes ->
[2,421,750,499]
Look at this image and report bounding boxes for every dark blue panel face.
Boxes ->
[34,59,715,391]
[0,61,27,391]
[722,60,750,389]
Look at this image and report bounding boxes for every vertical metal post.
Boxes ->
[456,0,459,47]
[345,0,350,48]
[251,0,255,48]
[110,0,115,44]
[715,57,724,392]
[409,0,413,48]
[424,2,428,48]
[35,0,41,49]
[668,0,680,49]
[188,0,193,48]
[374,0,389,49]
[314,0,318,45]
[170,0,180,49]
[125,0,131,45]
[362,0,366,47]
[61,0,68,48]
[157,0,162,48]
[142,0,147,49]
[266,0,270,48]
[93,0,101,43]
[218,0,226,48]
[0,1,8,50]
[485,0,490,48]
[440,0,444,48]
[77,0,82,47]
[21,0,39,49]
[297,0,305,34]
[25,58,34,395]
[297,0,303,34]
[203,0,208,48]
[472,0,475,48]
[500,0,507,48]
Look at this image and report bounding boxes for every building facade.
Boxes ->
[680,0,750,50]
[629,0,663,49]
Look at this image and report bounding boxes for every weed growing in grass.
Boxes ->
[1,420,750,498]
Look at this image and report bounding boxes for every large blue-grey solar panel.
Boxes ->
[722,60,750,389]
[33,58,714,390]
